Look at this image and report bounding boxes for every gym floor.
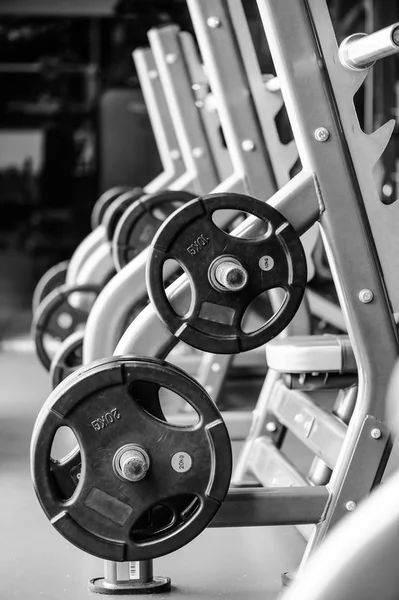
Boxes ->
[0,314,307,600]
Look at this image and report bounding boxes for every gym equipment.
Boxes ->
[31,356,232,561]
[82,10,307,364]
[112,190,196,270]
[147,25,220,195]
[29,0,399,594]
[113,0,399,585]
[91,186,133,231]
[32,284,100,371]
[281,360,399,600]
[131,46,187,194]
[147,193,307,354]
[102,188,144,244]
[61,28,224,327]
[32,260,69,314]
[50,330,84,389]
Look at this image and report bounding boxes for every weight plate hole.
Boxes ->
[211,209,247,235]
[50,426,81,501]
[51,426,79,462]
[129,382,199,425]
[211,209,272,239]
[158,387,199,426]
[43,331,62,357]
[64,344,83,368]
[130,494,199,543]
[162,259,192,317]
[241,288,284,334]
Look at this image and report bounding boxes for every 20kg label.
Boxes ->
[91,408,121,431]
[171,451,192,473]
[186,234,210,256]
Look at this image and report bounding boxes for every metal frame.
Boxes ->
[256,0,398,560]
[111,0,399,581]
[39,0,399,588]
[132,47,186,193]
[83,1,300,362]
[281,468,399,600]
[147,25,219,195]
[65,226,105,286]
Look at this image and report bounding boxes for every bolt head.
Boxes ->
[314,127,330,142]
[165,53,177,64]
[345,500,357,512]
[114,445,150,483]
[359,289,374,303]
[119,449,150,482]
[148,69,158,80]
[170,149,181,161]
[207,16,221,28]
[371,428,382,439]
[241,139,256,152]
[192,147,204,158]
[266,421,278,433]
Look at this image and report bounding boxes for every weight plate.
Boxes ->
[112,190,196,271]
[147,193,307,354]
[32,261,69,314]
[91,187,132,230]
[50,330,84,388]
[31,356,232,561]
[102,188,143,243]
[32,284,100,371]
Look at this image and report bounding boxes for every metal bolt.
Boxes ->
[345,500,357,512]
[266,421,278,433]
[382,183,393,197]
[314,127,330,142]
[119,450,149,482]
[170,149,181,161]
[241,139,256,152]
[214,260,248,291]
[195,100,204,109]
[192,147,204,158]
[57,312,73,330]
[114,445,150,483]
[207,16,221,28]
[211,363,221,372]
[205,385,213,395]
[148,69,158,79]
[359,289,374,303]
[165,53,177,64]
[371,428,382,439]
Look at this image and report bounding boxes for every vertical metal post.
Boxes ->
[148,25,219,194]
[256,0,398,559]
[89,559,170,594]
[133,47,185,192]
[187,0,277,199]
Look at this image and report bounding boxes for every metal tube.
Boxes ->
[133,48,184,189]
[339,24,399,71]
[211,486,329,527]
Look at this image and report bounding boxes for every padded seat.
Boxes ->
[266,335,356,374]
